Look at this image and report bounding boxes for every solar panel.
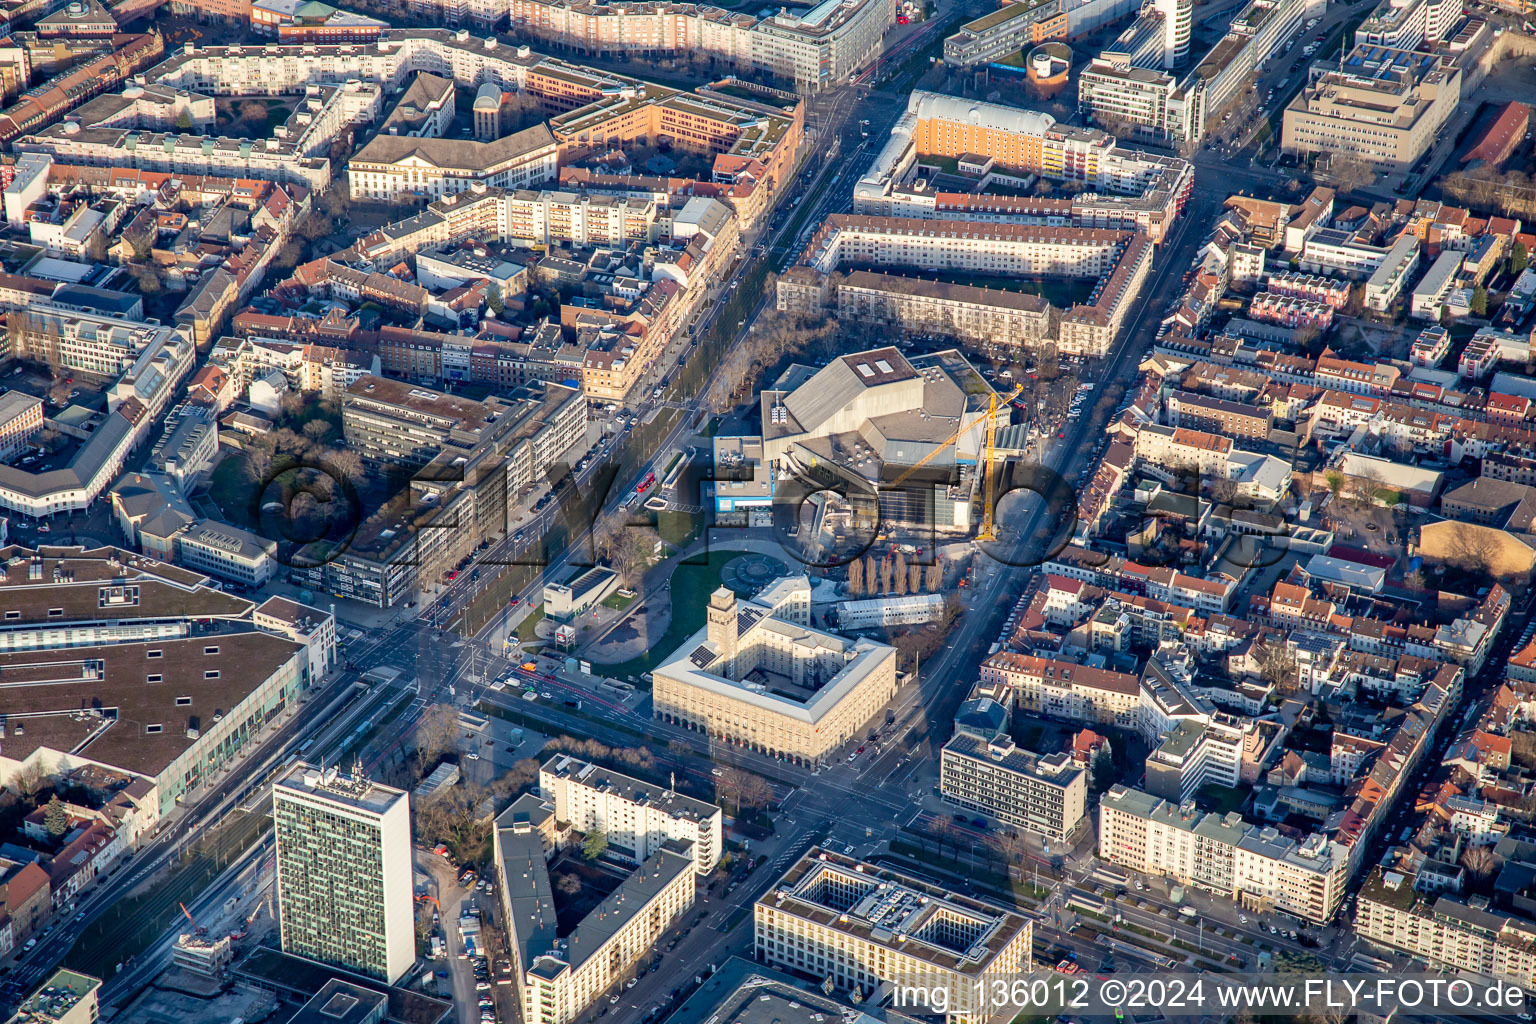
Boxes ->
[688,645,716,669]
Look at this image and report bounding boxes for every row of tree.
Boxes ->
[846,551,942,598]
[1441,166,1536,223]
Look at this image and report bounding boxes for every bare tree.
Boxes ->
[303,419,331,444]
[907,563,921,594]
[1462,844,1495,887]
[245,446,275,487]
[413,703,460,778]
[924,563,941,592]
[848,557,864,597]
[1349,463,1385,508]
[1254,637,1301,693]
[715,766,773,814]
[556,872,582,895]
[1327,155,1376,194]
[327,448,364,483]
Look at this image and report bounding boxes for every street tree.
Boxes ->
[413,703,460,778]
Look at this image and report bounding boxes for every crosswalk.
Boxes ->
[767,829,820,879]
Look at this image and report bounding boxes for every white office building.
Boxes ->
[273,764,415,984]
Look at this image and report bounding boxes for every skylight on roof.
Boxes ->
[875,360,893,373]
[856,363,874,377]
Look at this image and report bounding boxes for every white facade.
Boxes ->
[273,765,415,984]
[1364,234,1421,312]
[1099,785,1349,921]
[538,754,723,873]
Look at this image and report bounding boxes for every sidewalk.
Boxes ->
[261,576,419,631]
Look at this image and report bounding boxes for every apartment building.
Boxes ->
[538,754,723,874]
[508,0,892,92]
[1078,60,1203,145]
[0,328,193,519]
[1143,719,1245,802]
[355,186,660,265]
[1248,291,1335,330]
[7,969,100,1024]
[1364,234,1422,313]
[147,407,219,492]
[24,33,798,199]
[0,32,163,143]
[828,270,1052,348]
[653,586,898,764]
[1100,786,1349,921]
[1165,389,1269,439]
[16,80,376,192]
[1356,866,1536,991]
[748,0,894,91]
[1265,271,1350,307]
[503,827,696,1024]
[790,214,1153,355]
[1300,228,1394,277]
[754,850,1033,1023]
[940,729,1088,840]
[853,91,1194,244]
[1410,249,1465,319]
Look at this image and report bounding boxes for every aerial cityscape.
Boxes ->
[0,0,1533,1015]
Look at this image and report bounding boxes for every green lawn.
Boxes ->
[595,549,751,679]
[602,591,637,611]
[515,603,547,643]
[205,452,255,527]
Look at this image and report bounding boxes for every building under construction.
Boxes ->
[712,346,1008,544]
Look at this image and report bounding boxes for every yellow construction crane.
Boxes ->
[886,384,1023,541]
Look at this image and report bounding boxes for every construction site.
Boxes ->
[709,346,1022,561]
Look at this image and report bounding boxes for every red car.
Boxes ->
[447,570,459,581]
[1058,431,1066,438]
[508,596,520,606]
[857,746,866,754]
